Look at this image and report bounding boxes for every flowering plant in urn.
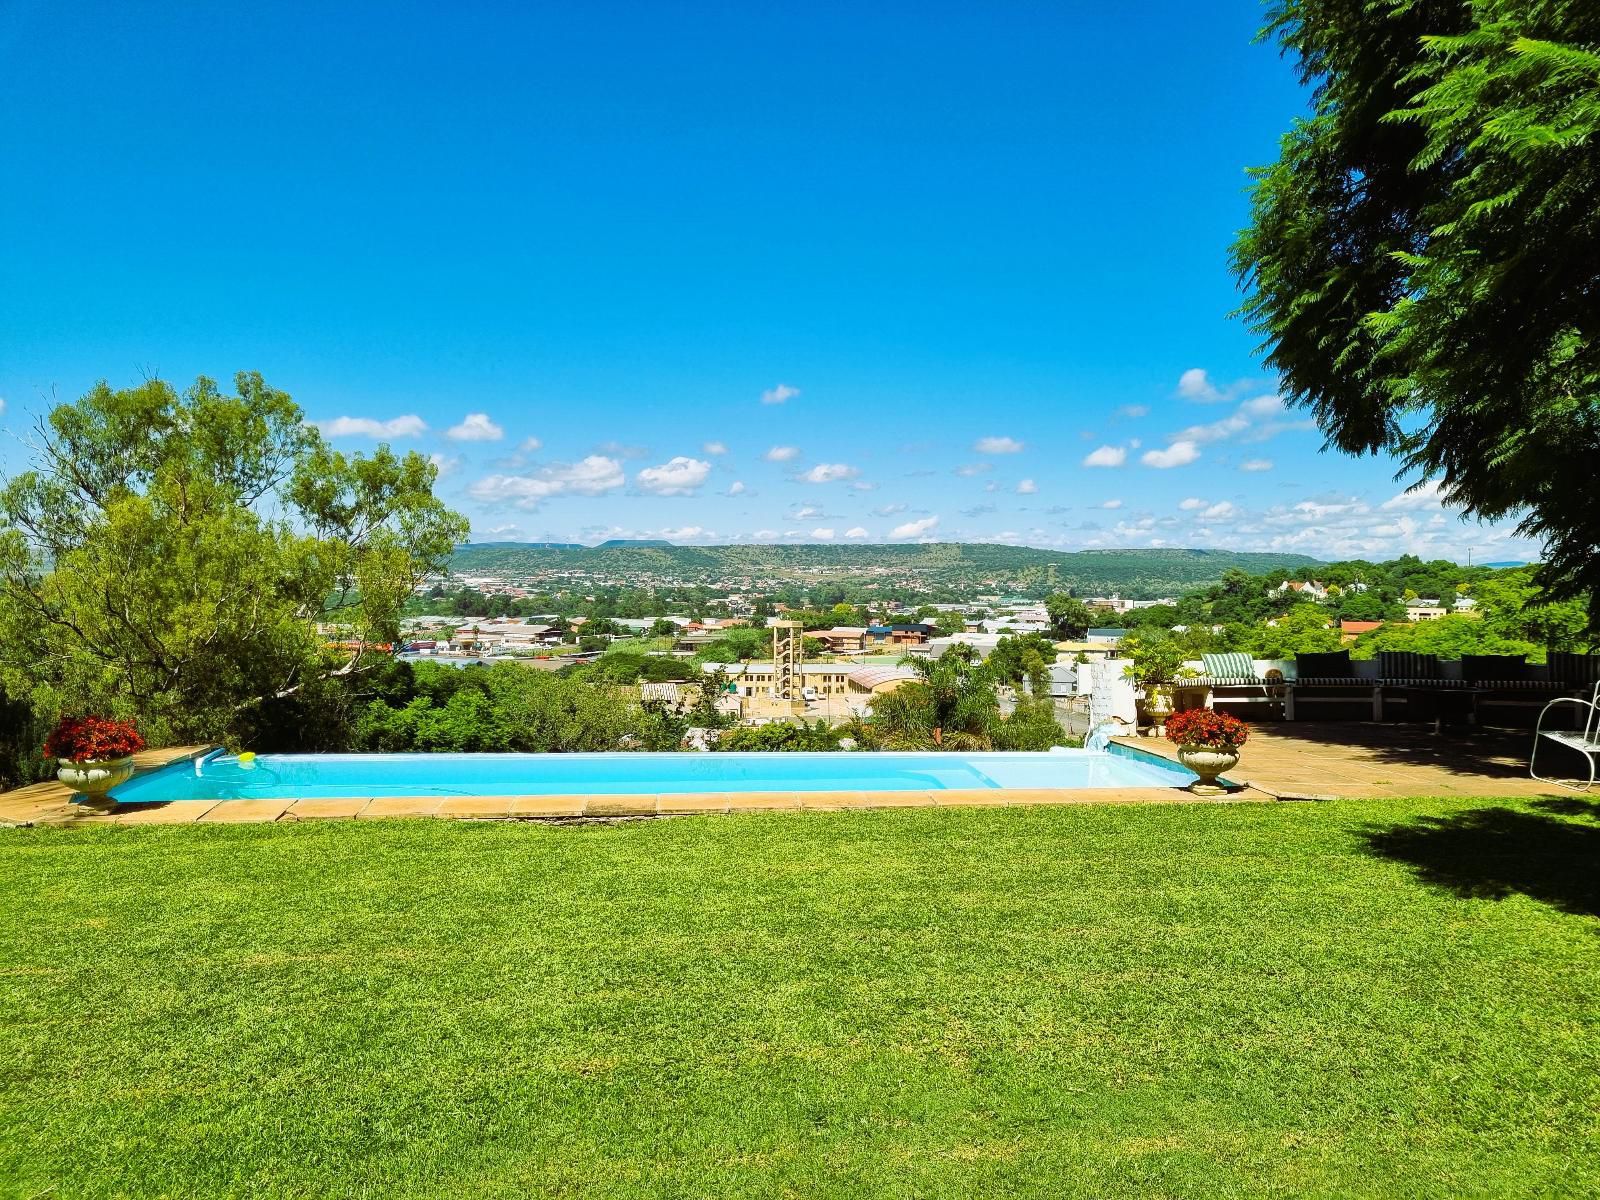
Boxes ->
[44,716,145,807]
[1163,709,1247,795]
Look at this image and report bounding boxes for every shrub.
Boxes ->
[42,715,146,762]
[718,721,841,752]
[1163,709,1249,751]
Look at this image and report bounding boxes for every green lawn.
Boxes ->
[2,799,1597,1198]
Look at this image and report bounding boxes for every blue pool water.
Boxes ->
[109,748,1196,803]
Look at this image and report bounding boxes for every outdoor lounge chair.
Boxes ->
[1531,679,1600,791]
[1285,650,1376,720]
[1196,652,1283,717]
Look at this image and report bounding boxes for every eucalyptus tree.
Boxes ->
[0,372,468,745]
[1234,0,1600,614]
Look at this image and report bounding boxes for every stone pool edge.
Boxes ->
[0,745,1270,829]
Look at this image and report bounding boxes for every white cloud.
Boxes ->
[845,526,869,539]
[1083,445,1127,468]
[726,480,746,496]
[1177,367,1226,403]
[761,383,800,406]
[519,436,543,452]
[1178,497,1206,511]
[811,528,835,540]
[428,452,461,477]
[891,515,940,539]
[446,412,504,442]
[790,505,825,520]
[1202,501,1238,520]
[1381,480,1446,511]
[850,480,877,491]
[317,414,427,439]
[954,462,993,477]
[1117,404,1149,418]
[800,463,859,483]
[764,445,800,462]
[658,526,706,540]
[873,503,907,516]
[1142,440,1201,469]
[468,456,626,509]
[1241,458,1273,472]
[636,456,712,496]
[702,440,728,456]
[1016,478,1037,494]
[1101,499,1124,510]
[753,529,779,539]
[974,435,1024,454]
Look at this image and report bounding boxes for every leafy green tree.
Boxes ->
[1351,614,1539,661]
[0,374,467,747]
[874,648,1001,749]
[1234,1,1600,614]
[1045,593,1093,640]
[1246,606,1342,660]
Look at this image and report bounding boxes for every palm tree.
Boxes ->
[891,646,999,749]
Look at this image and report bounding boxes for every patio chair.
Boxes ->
[1285,650,1376,720]
[1531,680,1600,791]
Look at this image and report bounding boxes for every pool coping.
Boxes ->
[1,745,1267,828]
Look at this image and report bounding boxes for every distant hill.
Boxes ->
[449,542,1323,599]
[595,539,675,549]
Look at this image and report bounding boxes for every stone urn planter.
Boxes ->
[1139,685,1174,731]
[57,757,136,809]
[1174,745,1239,797]
[1163,708,1249,797]
[43,715,146,811]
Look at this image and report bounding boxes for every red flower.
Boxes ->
[42,715,146,762]
[1163,708,1249,751]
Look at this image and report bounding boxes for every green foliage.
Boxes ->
[1118,632,1187,686]
[0,374,467,748]
[1245,606,1342,660]
[578,650,695,685]
[1350,615,1538,661]
[0,683,50,791]
[991,699,1074,751]
[859,649,1066,751]
[1235,0,1600,616]
[351,662,645,752]
[1045,593,1092,640]
[718,720,842,752]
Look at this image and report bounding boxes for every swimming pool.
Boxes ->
[108,748,1197,803]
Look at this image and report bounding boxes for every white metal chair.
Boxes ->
[1530,680,1600,791]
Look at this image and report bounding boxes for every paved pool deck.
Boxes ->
[1116,722,1569,801]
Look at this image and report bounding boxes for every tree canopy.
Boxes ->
[1234,0,1600,615]
[0,373,468,746]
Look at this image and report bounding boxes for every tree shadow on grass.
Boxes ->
[1358,807,1600,919]
[1529,796,1600,821]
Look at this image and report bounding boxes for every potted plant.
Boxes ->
[1120,633,1185,730]
[1163,709,1248,796]
[43,716,146,810]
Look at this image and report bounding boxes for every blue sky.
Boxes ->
[0,1,1535,563]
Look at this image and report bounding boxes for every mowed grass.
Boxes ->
[2,799,1598,1199]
